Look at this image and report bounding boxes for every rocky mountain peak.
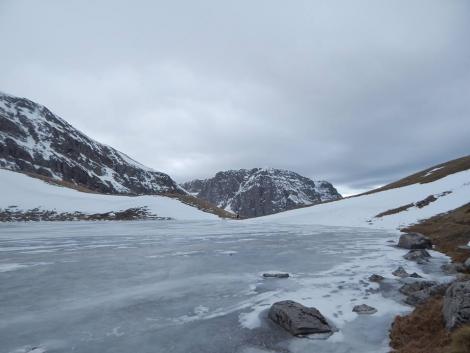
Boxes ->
[181,168,342,218]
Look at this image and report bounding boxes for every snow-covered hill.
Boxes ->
[0,168,218,221]
[253,164,470,231]
[182,168,342,217]
[0,92,182,195]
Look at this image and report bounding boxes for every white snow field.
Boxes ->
[254,169,470,230]
[0,169,218,220]
[0,221,454,353]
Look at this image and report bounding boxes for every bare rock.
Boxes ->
[268,300,333,336]
[443,281,470,331]
[398,233,433,250]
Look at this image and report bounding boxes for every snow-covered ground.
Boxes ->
[0,169,217,220]
[0,221,454,353]
[253,169,470,230]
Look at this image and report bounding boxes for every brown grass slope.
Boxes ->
[362,155,470,196]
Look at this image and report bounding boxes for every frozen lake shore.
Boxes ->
[0,221,452,353]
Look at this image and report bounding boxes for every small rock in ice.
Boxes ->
[352,304,377,315]
[263,272,289,278]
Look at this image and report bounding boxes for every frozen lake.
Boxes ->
[0,221,449,353]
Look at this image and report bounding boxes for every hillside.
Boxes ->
[0,168,222,221]
[254,157,470,231]
[182,168,342,218]
[0,92,182,195]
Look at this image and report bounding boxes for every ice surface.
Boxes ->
[0,221,453,353]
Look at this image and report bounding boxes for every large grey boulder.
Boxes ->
[405,283,450,306]
[403,249,431,263]
[399,280,437,296]
[268,300,333,336]
[398,233,432,250]
[443,281,470,330]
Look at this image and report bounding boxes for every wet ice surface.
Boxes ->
[0,221,453,353]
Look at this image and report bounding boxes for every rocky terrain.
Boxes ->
[182,168,342,217]
[0,92,182,195]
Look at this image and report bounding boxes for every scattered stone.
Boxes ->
[352,304,377,315]
[398,233,433,250]
[399,280,437,296]
[443,281,470,331]
[268,300,333,336]
[409,272,423,278]
[369,274,385,282]
[392,266,410,278]
[403,249,431,263]
[442,263,466,274]
[263,273,290,279]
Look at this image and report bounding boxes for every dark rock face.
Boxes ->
[268,300,333,336]
[0,92,182,195]
[182,169,342,218]
[443,281,470,331]
[398,233,433,250]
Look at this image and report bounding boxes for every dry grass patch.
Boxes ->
[390,297,450,353]
[362,155,470,196]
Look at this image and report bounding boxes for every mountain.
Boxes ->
[181,168,342,218]
[0,92,181,195]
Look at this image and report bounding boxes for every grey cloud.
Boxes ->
[0,0,469,194]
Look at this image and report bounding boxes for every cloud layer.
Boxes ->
[1,0,469,194]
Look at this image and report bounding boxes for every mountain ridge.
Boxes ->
[182,168,342,218]
[0,92,183,195]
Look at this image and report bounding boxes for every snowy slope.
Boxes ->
[252,169,470,230]
[182,168,341,217]
[0,169,217,220]
[0,92,182,194]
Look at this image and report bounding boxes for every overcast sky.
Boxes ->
[1,0,469,195]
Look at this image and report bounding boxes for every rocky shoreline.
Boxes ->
[263,231,470,353]
[0,206,172,222]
